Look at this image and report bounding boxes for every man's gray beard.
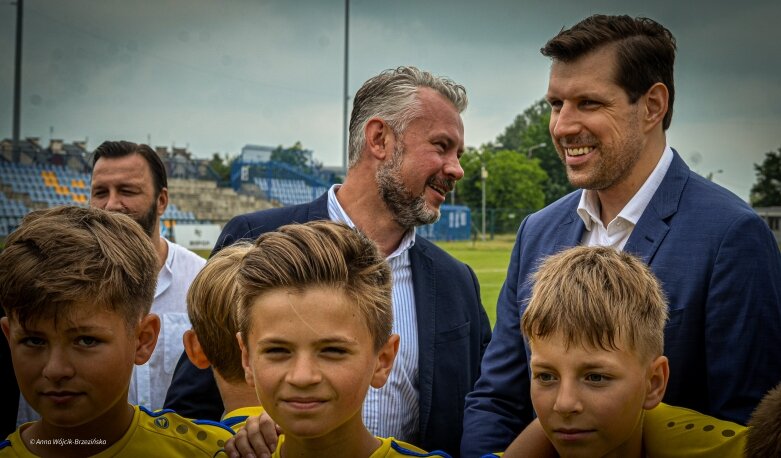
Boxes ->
[376,143,440,230]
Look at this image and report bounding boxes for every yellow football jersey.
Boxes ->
[0,405,233,457]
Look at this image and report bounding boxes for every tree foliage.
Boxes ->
[496,98,575,204]
[456,146,547,230]
[271,141,311,170]
[750,147,781,207]
[209,152,233,182]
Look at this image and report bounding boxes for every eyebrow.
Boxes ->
[530,359,618,371]
[257,336,359,346]
[63,325,113,334]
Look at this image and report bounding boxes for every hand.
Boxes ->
[224,412,281,458]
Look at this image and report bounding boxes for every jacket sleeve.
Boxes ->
[163,352,224,421]
[461,221,536,456]
[704,212,781,423]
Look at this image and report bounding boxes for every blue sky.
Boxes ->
[1,0,779,200]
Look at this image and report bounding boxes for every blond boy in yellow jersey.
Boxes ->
[498,246,746,458]
[181,243,264,432]
[235,221,449,457]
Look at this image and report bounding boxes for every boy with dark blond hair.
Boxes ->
[499,246,747,457]
[236,221,448,457]
[0,206,232,457]
[182,243,263,431]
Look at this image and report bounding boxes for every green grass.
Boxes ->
[436,235,515,326]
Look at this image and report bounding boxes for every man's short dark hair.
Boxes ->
[541,14,676,130]
[91,141,168,194]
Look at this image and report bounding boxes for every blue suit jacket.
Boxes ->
[165,192,492,456]
[461,152,781,456]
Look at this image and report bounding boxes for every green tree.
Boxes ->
[456,146,547,232]
[270,141,324,175]
[209,153,233,182]
[496,98,574,204]
[750,147,781,207]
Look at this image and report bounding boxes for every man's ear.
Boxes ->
[642,82,669,133]
[134,313,160,365]
[183,329,211,369]
[1,316,10,343]
[370,334,400,389]
[364,118,395,162]
[643,355,669,410]
[156,187,169,217]
[237,332,255,388]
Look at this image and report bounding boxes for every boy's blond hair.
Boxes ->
[236,221,392,351]
[0,206,157,329]
[522,246,668,361]
[187,243,252,383]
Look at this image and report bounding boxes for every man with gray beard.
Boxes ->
[165,66,491,456]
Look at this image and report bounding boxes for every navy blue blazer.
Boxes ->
[165,192,492,456]
[461,152,781,456]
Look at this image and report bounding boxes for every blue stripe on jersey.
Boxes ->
[220,415,249,428]
[139,406,177,417]
[0,440,10,450]
[138,405,236,435]
[390,441,452,457]
[192,419,237,435]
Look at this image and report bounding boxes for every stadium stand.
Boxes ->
[0,138,280,241]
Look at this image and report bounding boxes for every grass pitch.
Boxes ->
[435,234,515,327]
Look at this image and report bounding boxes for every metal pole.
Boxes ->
[481,165,487,241]
[341,0,350,174]
[526,142,547,158]
[12,0,24,160]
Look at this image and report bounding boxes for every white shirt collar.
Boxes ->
[326,184,416,259]
[577,145,674,229]
[155,237,174,298]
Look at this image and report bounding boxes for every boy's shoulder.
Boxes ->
[0,426,27,457]
[220,406,265,432]
[372,437,451,458]
[643,403,746,457]
[0,408,234,457]
[128,406,234,456]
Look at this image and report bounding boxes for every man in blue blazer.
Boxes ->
[166,66,491,456]
[461,15,781,456]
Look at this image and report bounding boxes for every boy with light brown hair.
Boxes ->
[235,221,448,457]
[0,206,232,457]
[182,243,263,431]
[503,245,747,457]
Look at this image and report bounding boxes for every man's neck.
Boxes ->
[596,137,666,224]
[150,230,168,271]
[336,174,407,257]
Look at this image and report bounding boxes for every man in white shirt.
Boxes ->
[89,140,205,411]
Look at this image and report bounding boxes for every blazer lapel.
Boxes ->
[409,242,435,442]
[624,150,688,263]
[554,192,587,252]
